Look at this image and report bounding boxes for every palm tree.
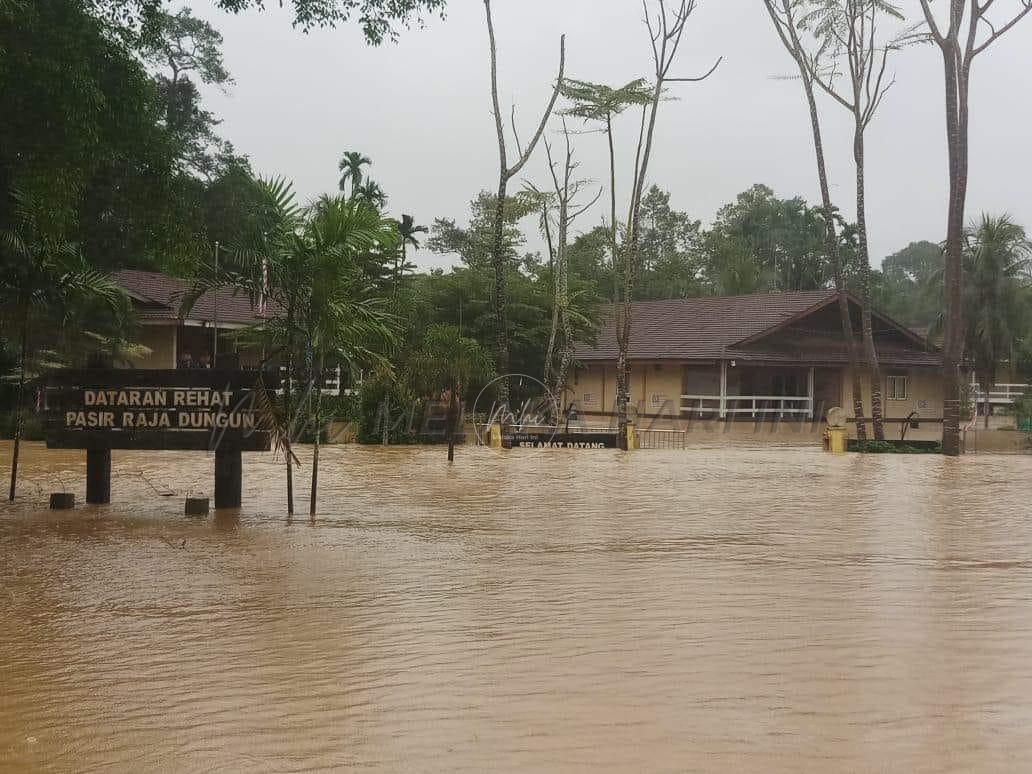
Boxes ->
[0,190,128,501]
[337,151,372,197]
[394,214,428,294]
[408,324,493,462]
[354,180,387,209]
[290,196,398,515]
[242,197,398,518]
[185,175,303,513]
[960,215,1030,427]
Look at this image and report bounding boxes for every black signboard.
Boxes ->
[44,369,272,451]
[504,431,619,449]
[42,369,276,507]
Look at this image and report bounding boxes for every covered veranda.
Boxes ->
[680,361,841,421]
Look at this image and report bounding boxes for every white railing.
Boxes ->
[681,394,814,418]
[277,366,351,396]
[970,383,1028,405]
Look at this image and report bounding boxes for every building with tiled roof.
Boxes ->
[113,269,270,369]
[571,289,945,426]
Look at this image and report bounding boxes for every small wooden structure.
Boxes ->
[43,369,274,508]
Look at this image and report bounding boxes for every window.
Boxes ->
[887,373,909,401]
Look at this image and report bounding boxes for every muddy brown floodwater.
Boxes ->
[2,440,1032,772]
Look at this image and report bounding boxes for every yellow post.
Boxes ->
[826,427,848,454]
[489,423,503,448]
[625,422,638,450]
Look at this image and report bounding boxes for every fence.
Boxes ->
[635,428,688,449]
[970,383,1029,406]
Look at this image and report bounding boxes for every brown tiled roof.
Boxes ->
[576,290,941,367]
[114,269,270,326]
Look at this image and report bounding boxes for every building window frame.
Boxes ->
[886,373,909,401]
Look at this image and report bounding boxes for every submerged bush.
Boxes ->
[853,440,943,454]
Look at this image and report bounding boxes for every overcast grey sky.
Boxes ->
[196,0,1031,271]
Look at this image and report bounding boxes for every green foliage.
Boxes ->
[636,186,704,299]
[0,0,256,275]
[872,240,943,327]
[857,440,944,454]
[560,78,654,123]
[140,6,239,178]
[355,376,421,444]
[702,184,829,292]
[0,0,177,243]
[407,323,493,399]
[427,191,536,270]
[0,411,44,441]
[211,0,446,44]
[962,215,1030,390]
[924,215,1032,398]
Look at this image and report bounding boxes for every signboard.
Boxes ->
[44,369,273,451]
[503,431,619,449]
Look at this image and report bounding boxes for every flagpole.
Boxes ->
[213,240,220,362]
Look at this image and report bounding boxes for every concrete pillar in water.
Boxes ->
[86,448,111,504]
[214,445,242,508]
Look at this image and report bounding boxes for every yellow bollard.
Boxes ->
[625,422,638,450]
[826,427,848,454]
[489,423,503,448]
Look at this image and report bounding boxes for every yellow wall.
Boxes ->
[132,326,177,369]
[570,362,682,417]
[838,366,943,420]
[574,361,946,422]
[570,363,612,414]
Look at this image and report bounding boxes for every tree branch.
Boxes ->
[667,56,724,82]
[506,35,567,179]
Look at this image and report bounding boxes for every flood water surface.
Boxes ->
[2,441,1031,772]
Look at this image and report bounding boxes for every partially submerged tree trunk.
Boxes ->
[543,127,601,414]
[538,193,558,397]
[914,0,1030,455]
[761,0,868,442]
[447,383,459,463]
[483,0,565,419]
[801,1,900,443]
[8,306,28,502]
[614,2,720,449]
[853,127,885,441]
[310,353,325,516]
[978,370,993,429]
[284,335,295,515]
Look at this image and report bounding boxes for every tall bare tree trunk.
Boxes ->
[940,53,968,456]
[556,251,574,410]
[483,0,564,420]
[853,127,886,441]
[489,180,511,412]
[914,0,1032,455]
[767,2,868,441]
[614,2,720,449]
[541,199,558,398]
